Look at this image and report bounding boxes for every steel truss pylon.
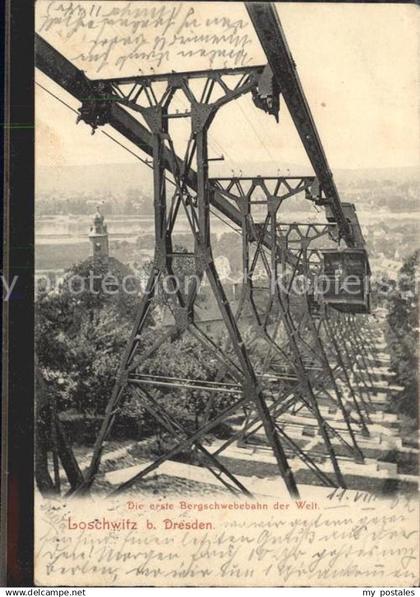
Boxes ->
[210,179,370,476]
[34,14,376,500]
[76,64,304,498]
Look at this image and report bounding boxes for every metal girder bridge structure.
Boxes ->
[35,2,378,499]
[210,181,372,469]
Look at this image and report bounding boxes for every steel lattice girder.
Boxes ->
[209,181,370,458]
[245,2,357,249]
[34,6,375,498]
[35,33,360,272]
[35,34,301,269]
[64,59,303,499]
[207,188,367,469]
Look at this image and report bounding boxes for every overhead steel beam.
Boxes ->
[35,36,238,222]
[35,34,300,265]
[245,2,354,247]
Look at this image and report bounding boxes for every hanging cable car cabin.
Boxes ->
[320,248,370,313]
[321,201,371,313]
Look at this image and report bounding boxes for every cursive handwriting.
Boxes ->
[37,2,255,73]
[35,496,419,586]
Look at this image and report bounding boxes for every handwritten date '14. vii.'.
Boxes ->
[37,2,256,73]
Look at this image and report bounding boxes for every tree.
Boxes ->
[36,256,141,416]
[385,250,418,421]
[35,367,84,494]
[136,332,237,459]
[35,248,238,472]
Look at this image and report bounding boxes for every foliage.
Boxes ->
[140,325,236,441]
[35,250,232,444]
[385,250,418,421]
[36,256,141,415]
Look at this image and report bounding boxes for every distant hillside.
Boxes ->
[36,162,154,195]
[36,161,419,196]
[334,166,419,185]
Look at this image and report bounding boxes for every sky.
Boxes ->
[35,1,419,173]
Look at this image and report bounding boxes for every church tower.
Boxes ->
[89,205,109,261]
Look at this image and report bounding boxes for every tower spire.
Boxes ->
[89,204,109,261]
